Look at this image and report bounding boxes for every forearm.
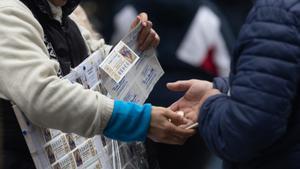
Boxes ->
[0,5,114,137]
[4,60,114,137]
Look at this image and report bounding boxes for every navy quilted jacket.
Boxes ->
[199,0,300,168]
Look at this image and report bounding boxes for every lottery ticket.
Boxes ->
[65,133,86,150]
[85,159,102,169]
[73,139,97,167]
[52,154,76,169]
[44,134,71,164]
[41,128,62,143]
[100,41,139,83]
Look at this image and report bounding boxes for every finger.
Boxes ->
[167,136,186,145]
[152,33,160,48]
[171,134,190,145]
[185,112,198,122]
[169,124,196,138]
[138,12,148,22]
[166,80,193,92]
[138,21,153,45]
[130,12,148,29]
[160,135,186,145]
[168,101,180,111]
[148,131,184,145]
[145,29,160,48]
[164,109,186,125]
[178,120,194,129]
[130,16,140,29]
[140,29,156,51]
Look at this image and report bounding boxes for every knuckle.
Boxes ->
[148,21,153,27]
[143,12,148,17]
[166,125,175,133]
[159,133,167,141]
[150,29,156,36]
[156,35,160,41]
[190,79,197,83]
[140,12,147,18]
[163,122,170,129]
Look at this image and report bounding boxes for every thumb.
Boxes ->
[138,12,148,22]
[131,12,148,29]
[164,109,186,126]
[167,80,193,92]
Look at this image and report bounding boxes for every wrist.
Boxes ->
[199,89,220,108]
[104,100,152,142]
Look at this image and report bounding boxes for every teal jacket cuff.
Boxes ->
[103,100,152,142]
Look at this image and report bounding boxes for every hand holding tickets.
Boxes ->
[130,12,160,51]
[175,111,199,129]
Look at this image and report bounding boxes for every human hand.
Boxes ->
[148,106,196,145]
[167,79,220,122]
[130,12,160,51]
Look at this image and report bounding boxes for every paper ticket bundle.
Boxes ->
[42,128,62,143]
[52,157,102,169]
[86,160,102,169]
[50,137,106,169]
[44,134,71,164]
[100,41,139,83]
[100,22,164,104]
[73,139,97,167]
[52,154,76,169]
[66,133,86,150]
[63,50,106,91]
[64,21,164,105]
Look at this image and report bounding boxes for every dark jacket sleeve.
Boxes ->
[198,4,300,162]
[213,77,230,94]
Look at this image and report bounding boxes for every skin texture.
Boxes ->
[167,80,220,122]
[148,106,196,145]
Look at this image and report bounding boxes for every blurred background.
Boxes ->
[79,0,253,169]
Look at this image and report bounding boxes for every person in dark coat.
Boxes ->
[167,0,300,168]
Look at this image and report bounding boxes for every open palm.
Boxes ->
[167,80,213,122]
